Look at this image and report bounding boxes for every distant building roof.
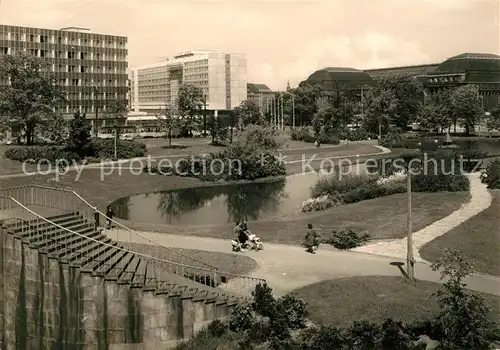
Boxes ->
[247,83,273,93]
[303,67,374,89]
[365,64,439,79]
[431,52,500,74]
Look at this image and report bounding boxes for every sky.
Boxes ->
[1,0,499,90]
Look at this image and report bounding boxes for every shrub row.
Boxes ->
[308,156,470,208]
[380,134,500,157]
[4,139,147,163]
[290,127,340,145]
[145,152,286,182]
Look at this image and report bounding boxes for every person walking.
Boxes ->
[106,206,114,229]
[304,223,320,254]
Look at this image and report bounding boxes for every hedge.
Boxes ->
[4,139,147,163]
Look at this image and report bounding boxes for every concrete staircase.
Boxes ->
[4,211,248,306]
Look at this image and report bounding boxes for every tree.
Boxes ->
[208,113,227,145]
[451,85,483,136]
[486,107,500,134]
[68,111,92,157]
[431,249,496,349]
[233,99,266,127]
[376,74,424,129]
[0,51,66,145]
[37,112,67,144]
[362,75,423,134]
[155,104,181,148]
[362,87,398,136]
[287,85,324,126]
[177,84,204,135]
[106,99,128,119]
[417,94,452,134]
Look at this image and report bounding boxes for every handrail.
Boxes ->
[0,195,266,290]
[29,184,218,271]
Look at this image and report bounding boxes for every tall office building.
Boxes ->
[0,24,128,119]
[130,50,247,114]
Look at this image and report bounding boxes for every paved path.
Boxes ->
[352,173,491,262]
[107,227,500,297]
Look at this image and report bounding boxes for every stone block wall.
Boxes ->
[0,225,233,349]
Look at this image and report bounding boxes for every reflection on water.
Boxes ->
[111,163,370,225]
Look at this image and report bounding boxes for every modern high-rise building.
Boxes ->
[0,24,129,121]
[129,50,247,114]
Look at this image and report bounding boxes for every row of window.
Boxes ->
[183,59,208,67]
[52,65,126,74]
[184,74,209,81]
[0,32,125,48]
[184,66,208,73]
[0,47,127,61]
[56,78,124,87]
[427,75,466,83]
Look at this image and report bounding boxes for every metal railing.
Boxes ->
[0,194,266,295]
[0,185,217,272]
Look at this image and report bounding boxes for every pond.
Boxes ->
[111,163,371,225]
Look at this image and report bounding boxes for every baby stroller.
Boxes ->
[231,230,264,252]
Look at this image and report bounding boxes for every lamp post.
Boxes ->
[93,84,99,138]
[203,93,207,137]
[402,153,415,282]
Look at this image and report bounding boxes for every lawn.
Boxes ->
[420,190,500,276]
[291,276,500,327]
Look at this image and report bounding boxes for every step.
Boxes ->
[117,256,141,285]
[40,228,100,254]
[130,259,148,288]
[8,212,78,229]
[143,262,157,291]
[70,241,117,269]
[48,233,106,260]
[81,246,124,274]
[104,252,135,281]
[29,223,93,247]
[93,249,132,278]
[11,213,83,234]
[23,218,89,242]
[60,238,112,264]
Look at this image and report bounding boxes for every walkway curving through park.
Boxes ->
[107,225,500,297]
[351,173,492,262]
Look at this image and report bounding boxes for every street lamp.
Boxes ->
[402,153,417,282]
[92,83,99,138]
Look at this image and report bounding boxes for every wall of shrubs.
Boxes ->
[4,139,147,164]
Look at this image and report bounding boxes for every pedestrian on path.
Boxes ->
[304,223,320,254]
[106,206,114,229]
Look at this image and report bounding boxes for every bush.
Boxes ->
[411,154,470,192]
[481,159,500,189]
[290,126,340,145]
[91,138,147,159]
[311,174,376,198]
[318,133,340,145]
[228,304,255,332]
[324,228,371,250]
[5,145,81,164]
[338,129,377,141]
[290,127,311,141]
[301,194,343,212]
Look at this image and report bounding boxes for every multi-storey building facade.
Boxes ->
[0,25,128,121]
[130,50,247,114]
